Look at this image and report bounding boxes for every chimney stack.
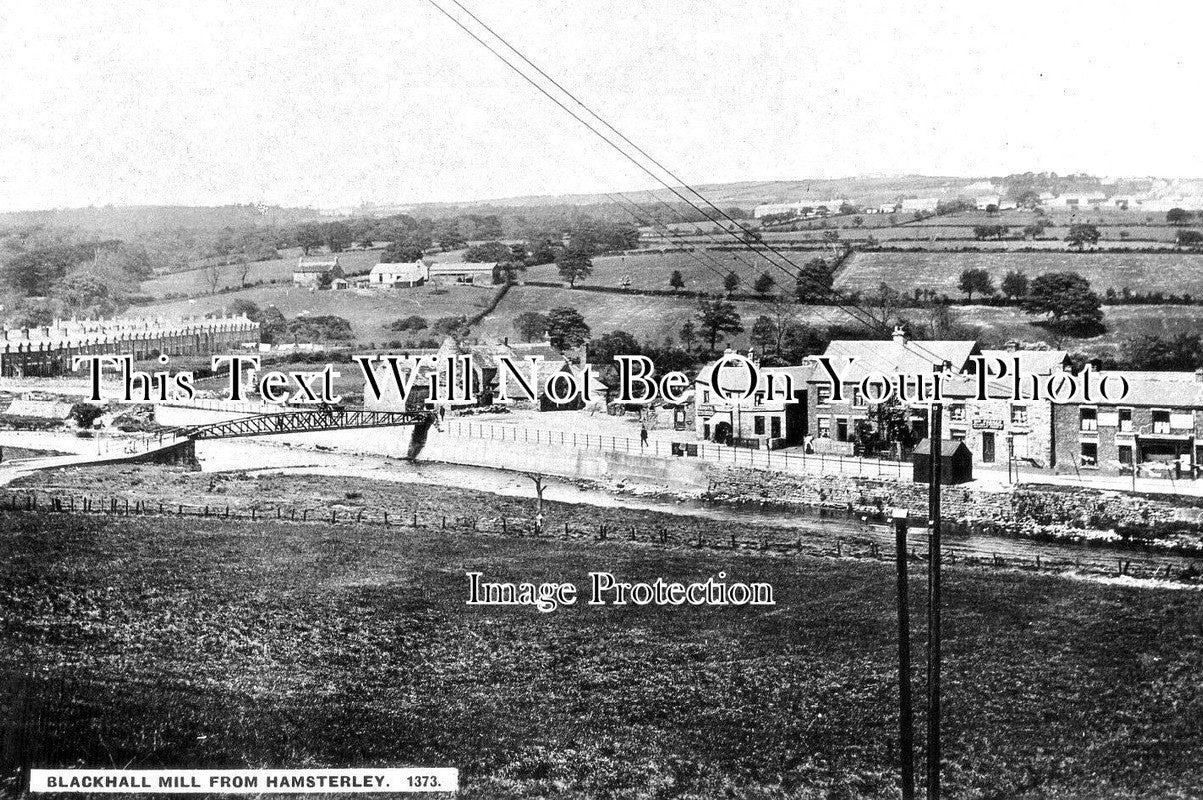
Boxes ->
[891,325,907,346]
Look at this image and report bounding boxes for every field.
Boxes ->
[2,468,1202,798]
[837,251,1203,297]
[139,249,380,298]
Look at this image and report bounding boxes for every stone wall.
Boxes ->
[706,465,1203,533]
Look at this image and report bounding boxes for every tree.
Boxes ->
[323,222,352,253]
[1022,222,1046,240]
[1120,333,1203,370]
[237,257,251,287]
[463,241,513,262]
[1065,223,1101,250]
[512,311,549,342]
[753,271,775,296]
[296,223,324,256]
[669,270,685,292]
[1022,272,1104,333]
[555,247,592,287]
[851,215,864,228]
[545,307,591,350]
[958,268,994,301]
[1001,270,1029,300]
[588,330,640,364]
[380,241,424,263]
[694,295,743,352]
[723,270,740,294]
[1166,208,1193,225]
[750,315,777,353]
[678,320,698,353]
[1176,229,1203,248]
[316,271,333,290]
[203,262,223,294]
[795,258,833,302]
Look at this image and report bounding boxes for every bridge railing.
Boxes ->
[441,419,908,480]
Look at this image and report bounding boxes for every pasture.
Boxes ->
[2,470,1202,798]
[837,251,1203,297]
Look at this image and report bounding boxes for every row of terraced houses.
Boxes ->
[694,328,1203,479]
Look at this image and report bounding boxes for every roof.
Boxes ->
[294,256,340,273]
[428,261,495,274]
[696,356,817,396]
[914,438,970,457]
[1090,372,1203,407]
[817,338,980,383]
[979,349,1069,376]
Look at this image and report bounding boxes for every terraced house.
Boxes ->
[1052,371,1203,478]
[694,350,813,448]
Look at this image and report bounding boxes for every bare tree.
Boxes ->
[204,262,224,294]
[525,473,547,535]
[237,257,251,287]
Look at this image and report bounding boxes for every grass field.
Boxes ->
[837,251,1203,297]
[2,469,1202,798]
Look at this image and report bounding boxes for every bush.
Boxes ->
[389,315,429,332]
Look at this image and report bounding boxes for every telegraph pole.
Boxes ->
[893,508,915,800]
[927,403,943,800]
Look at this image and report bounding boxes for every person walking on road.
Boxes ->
[640,424,649,448]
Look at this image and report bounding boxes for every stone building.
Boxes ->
[694,351,813,448]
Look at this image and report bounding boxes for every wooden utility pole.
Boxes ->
[893,508,915,800]
[927,403,943,800]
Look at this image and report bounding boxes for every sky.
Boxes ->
[1,0,1201,212]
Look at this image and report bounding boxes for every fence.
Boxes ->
[441,419,909,479]
[0,489,1196,583]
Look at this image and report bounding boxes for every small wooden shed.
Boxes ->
[912,438,973,485]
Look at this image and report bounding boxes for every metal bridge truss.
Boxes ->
[179,408,433,440]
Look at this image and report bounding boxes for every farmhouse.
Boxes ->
[427,262,497,285]
[753,199,850,219]
[292,255,342,286]
[900,197,940,213]
[369,260,426,288]
[694,350,813,448]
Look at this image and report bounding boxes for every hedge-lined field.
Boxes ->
[837,251,1203,297]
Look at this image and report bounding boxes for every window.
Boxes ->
[950,404,966,422]
[950,430,966,442]
[851,387,865,407]
[753,392,765,406]
[1080,407,1098,432]
[836,418,849,442]
[818,418,831,438]
[1153,410,1171,434]
[702,390,710,403]
[1011,405,1028,425]
[1119,408,1133,432]
[771,417,781,439]
[817,385,831,405]
[1080,442,1098,467]
[753,416,765,435]
[1118,445,1133,465]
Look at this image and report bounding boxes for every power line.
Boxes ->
[427,0,967,378]
[423,0,888,334]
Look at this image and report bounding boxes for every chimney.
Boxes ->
[891,325,907,346]
[1005,339,1019,352]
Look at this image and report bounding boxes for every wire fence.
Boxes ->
[0,489,1196,583]
[441,419,910,479]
